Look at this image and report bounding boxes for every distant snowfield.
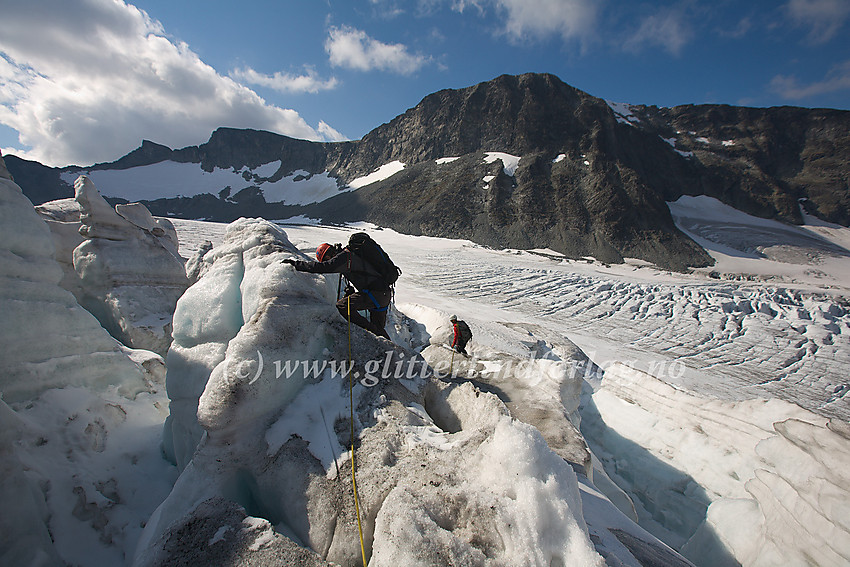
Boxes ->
[60,158,410,205]
[669,195,850,288]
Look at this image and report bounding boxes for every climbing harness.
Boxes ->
[363,289,389,312]
[347,297,368,567]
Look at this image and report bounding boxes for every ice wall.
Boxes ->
[0,152,165,566]
[34,198,86,297]
[72,176,188,355]
[139,219,608,566]
[582,363,850,566]
[161,217,339,469]
[0,158,151,402]
[684,418,850,566]
[0,400,63,566]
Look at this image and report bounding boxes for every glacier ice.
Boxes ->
[684,418,850,566]
[8,200,845,567]
[0,151,176,565]
[161,217,339,469]
[71,176,188,355]
[415,311,595,475]
[582,362,850,566]
[35,198,87,297]
[0,399,64,567]
[139,219,621,566]
[134,497,332,567]
[0,160,152,402]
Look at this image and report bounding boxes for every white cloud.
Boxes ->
[623,5,693,56]
[369,0,406,19]
[230,67,339,94]
[317,120,348,142]
[785,0,850,43]
[447,0,486,14]
[325,25,430,75]
[0,0,337,166]
[492,0,598,43]
[770,60,850,100]
[442,0,596,44]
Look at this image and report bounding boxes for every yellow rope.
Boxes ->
[348,297,368,567]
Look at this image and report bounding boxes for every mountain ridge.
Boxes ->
[5,72,849,270]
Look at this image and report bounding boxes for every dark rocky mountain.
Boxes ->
[7,73,849,270]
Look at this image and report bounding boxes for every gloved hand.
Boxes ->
[283,258,296,266]
[344,285,355,296]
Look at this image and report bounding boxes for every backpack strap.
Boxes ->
[363,289,388,312]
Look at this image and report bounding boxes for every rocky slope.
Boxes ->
[6,73,849,270]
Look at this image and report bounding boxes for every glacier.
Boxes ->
[2,142,850,567]
[34,176,189,356]
[0,160,155,402]
[0,153,173,566]
[139,217,625,566]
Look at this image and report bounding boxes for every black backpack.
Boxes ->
[456,320,472,342]
[348,232,401,286]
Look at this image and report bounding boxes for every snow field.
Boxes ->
[484,151,521,176]
[60,158,412,206]
[5,387,178,565]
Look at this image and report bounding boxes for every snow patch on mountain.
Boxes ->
[259,171,342,204]
[60,161,349,206]
[606,101,640,126]
[484,152,520,176]
[347,160,406,188]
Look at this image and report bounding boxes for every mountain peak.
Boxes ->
[7,72,849,270]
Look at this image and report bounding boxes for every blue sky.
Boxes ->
[1,0,848,166]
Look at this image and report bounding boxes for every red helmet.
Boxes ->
[316,243,334,262]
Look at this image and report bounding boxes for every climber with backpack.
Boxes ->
[450,315,472,355]
[284,232,401,340]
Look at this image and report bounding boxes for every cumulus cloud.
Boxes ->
[623,5,693,56]
[784,0,850,43]
[317,120,348,142]
[325,25,430,74]
[770,60,850,100]
[0,0,335,166]
[444,0,597,44]
[230,67,339,94]
[493,0,598,44]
